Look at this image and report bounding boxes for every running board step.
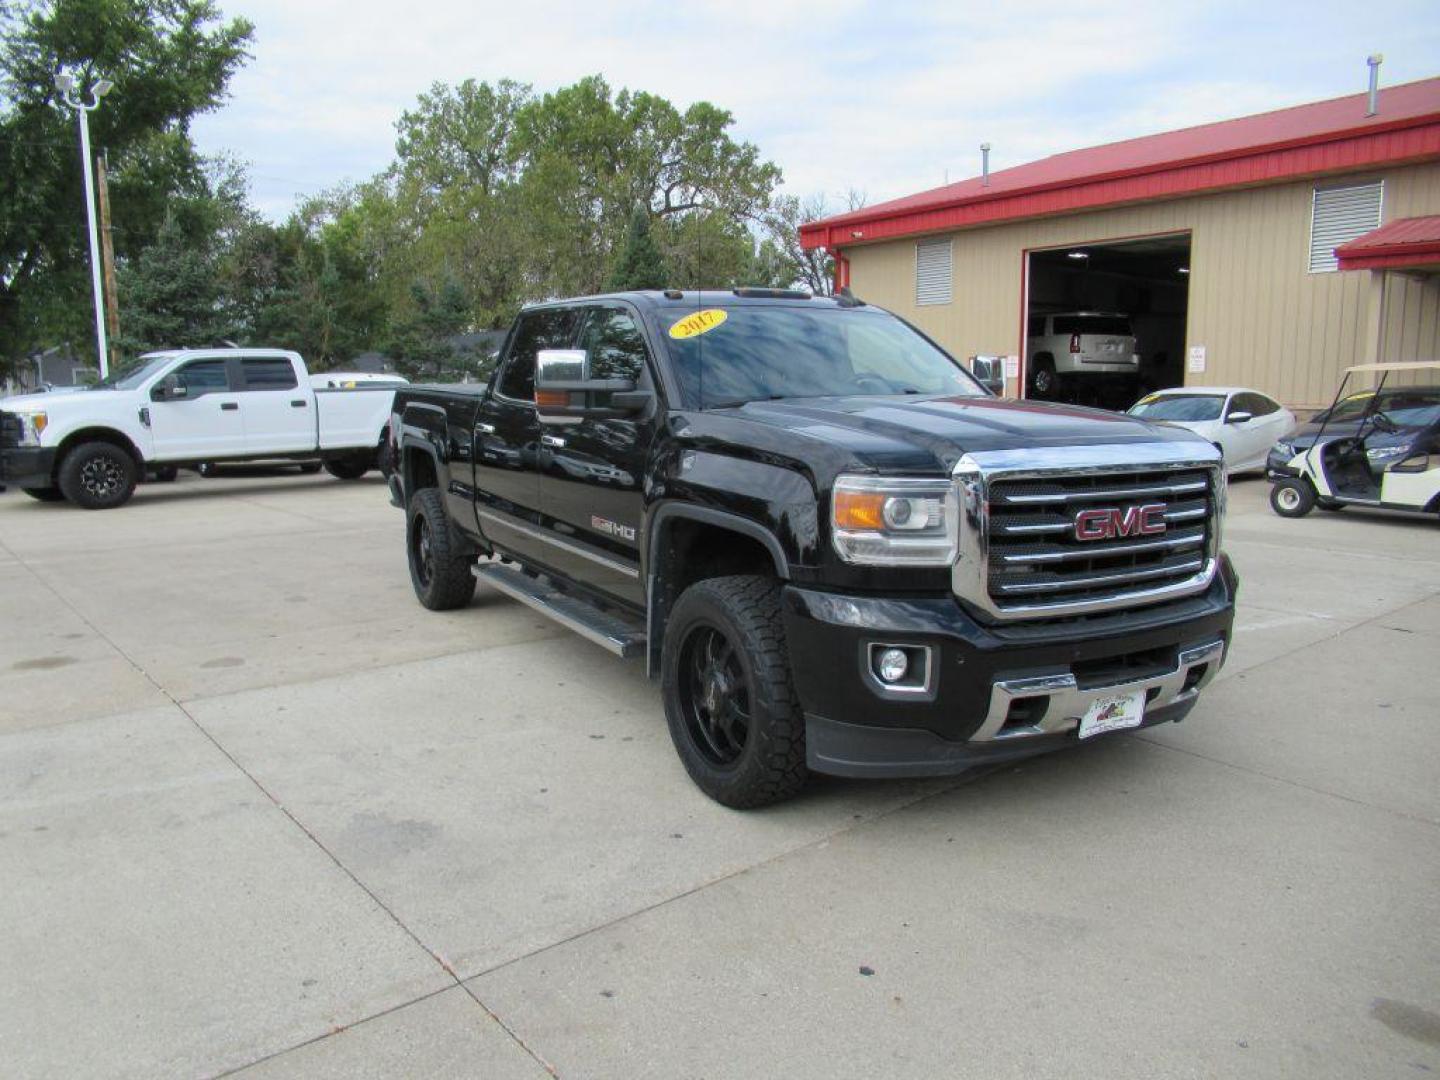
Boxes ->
[473,563,647,658]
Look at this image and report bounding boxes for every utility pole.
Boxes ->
[96,152,121,372]
[55,71,114,379]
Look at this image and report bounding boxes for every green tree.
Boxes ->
[385,277,475,382]
[0,0,253,372]
[117,211,225,351]
[606,204,668,290]
[512,75,781,295]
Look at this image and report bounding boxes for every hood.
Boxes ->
[1,389,126,411]
[715,394,1208,473]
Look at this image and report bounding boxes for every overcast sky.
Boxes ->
[191,0,1440,221]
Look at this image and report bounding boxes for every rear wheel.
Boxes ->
[22,487,64,502]
[406,488,476,610]
[1270,478,1316,518]
[1030,355,1057,399]
[662,575,808,808]
[324,454,372,480]
[57,442,138,510]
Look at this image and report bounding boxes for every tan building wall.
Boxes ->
[846,161,1440,411]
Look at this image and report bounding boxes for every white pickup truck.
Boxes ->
[0,348,398,509]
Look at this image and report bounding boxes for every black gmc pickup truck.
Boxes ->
[387,289,1236,807]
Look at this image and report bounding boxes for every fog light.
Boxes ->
[876,647,909,684]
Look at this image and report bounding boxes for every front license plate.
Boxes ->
[1078,690,1146,739]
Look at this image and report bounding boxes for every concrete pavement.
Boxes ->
[1,471,1436,1078]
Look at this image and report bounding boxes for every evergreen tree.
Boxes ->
[385,277,474,381]
[118,214,226,351]
[605,205,668,291]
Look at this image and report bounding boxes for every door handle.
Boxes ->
[220,402,239,411]
[476,422,496,434]
[540,434,566,449]
[290,399,307,408]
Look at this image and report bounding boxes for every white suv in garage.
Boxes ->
[1027,312,1141,397]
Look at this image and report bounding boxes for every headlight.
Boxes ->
[15,411,47,445]
[831,475,957,565]
[1366,445,1408,462]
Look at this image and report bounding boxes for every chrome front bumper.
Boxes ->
[969,638,1225,743]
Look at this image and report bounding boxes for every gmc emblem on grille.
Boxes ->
[1074,504,1167,542]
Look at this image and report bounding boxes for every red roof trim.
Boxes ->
[1335,214,1440,270]
[800,81,1440,252]
[1337,249,1440,271]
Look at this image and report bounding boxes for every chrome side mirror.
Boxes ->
[535,348,649,424]
[969,355,1006,396]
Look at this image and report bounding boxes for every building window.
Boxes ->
[916,238,953,305]
[1308,181,1383,273]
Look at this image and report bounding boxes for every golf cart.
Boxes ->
[1269,361,1440,519]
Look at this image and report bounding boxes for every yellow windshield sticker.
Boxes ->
[669,309,728,339]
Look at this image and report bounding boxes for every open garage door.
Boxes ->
[1024,234,1191,409]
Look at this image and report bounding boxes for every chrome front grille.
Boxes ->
[952,444,1224,621]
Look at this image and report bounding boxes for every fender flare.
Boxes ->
[645,503,790,581]
[643,503,790,678]
[398,434,443,502]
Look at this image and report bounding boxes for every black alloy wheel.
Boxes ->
[679,624,751,766]
[412,512,435,590]
[405,487,477,610]
[661,575,807,808]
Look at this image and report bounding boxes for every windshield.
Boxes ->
[1129,394,1225,422]
[92,354,172,391]
[1318,388,1440,425]
[663,306,984,409]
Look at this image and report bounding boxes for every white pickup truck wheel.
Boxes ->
[58,442,138,510]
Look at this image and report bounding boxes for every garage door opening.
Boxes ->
[1024,233,1191,409]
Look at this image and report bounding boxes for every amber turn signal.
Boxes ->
[833,489,886,530]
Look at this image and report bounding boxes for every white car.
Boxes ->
[1128,387,1295,474]
[0,349,399,509]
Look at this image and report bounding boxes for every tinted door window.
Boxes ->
[499,308,580,401]
[578,307,649,381]
[241,357,298,390]
[175,359,230,395]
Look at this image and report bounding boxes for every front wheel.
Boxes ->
[406,488,476,610]
[1270,478,1316,518]
[57,442,138,510]
[661,575,808,809]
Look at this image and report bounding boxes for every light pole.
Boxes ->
[55,71,115,380]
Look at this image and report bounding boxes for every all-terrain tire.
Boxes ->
[325,454,372,480]
[406,488,476,610]
[1270,478,1316,518]
[661,575,808,809]
[22,487,65,502]
[57,441,138,509]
